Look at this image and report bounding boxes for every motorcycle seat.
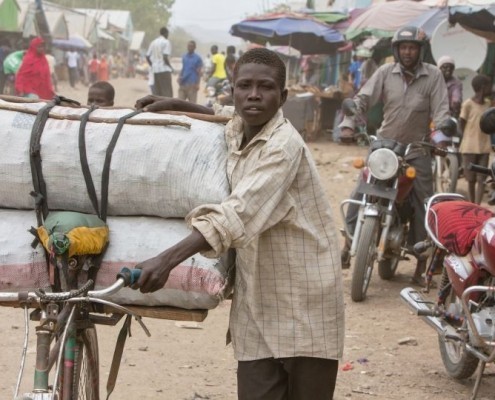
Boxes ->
[428,201,494,256]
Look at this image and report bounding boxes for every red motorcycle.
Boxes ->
[401,162,495,400]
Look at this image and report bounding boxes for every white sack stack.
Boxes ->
[0,99,230,218]
[0,209,234,310]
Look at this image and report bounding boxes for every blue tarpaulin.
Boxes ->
[230,16,345,55]
[52,36,92,51]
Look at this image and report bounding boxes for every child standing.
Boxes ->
[459,74,492,204]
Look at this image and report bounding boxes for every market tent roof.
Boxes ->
[310,11,349,24]
[60,8,97,38]
[449,4,495,42]
[97,27,114,40]
[332,8,369,32]
[407,6,448,38]
[345,0,432,41]
[130,30,145,51]
[0,0,20,32]
[76,8,133,42]
[45,10,68,39]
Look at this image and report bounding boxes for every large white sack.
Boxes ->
[0,209,234,310]
[0,99,230,218]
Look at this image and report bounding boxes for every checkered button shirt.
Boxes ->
[187,109,344,361]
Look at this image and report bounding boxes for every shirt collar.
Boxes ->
[392,62,429,78]
[227,109,285,151]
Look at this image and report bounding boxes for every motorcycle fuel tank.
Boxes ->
[445,254,483,297]
[476,218,495,276]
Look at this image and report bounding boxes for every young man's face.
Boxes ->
[232,63,287,133]
[440,63,455,80]
[87,87,113,107]
[398,42,420,70]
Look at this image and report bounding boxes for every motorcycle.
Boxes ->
[205,79,231,108]
[339,99,453,302]
[340,138,437,302]
[401,161,495,400]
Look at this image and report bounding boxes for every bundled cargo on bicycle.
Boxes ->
[0,96,235,311]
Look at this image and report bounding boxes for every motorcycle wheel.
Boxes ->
[351,216,379,302]
[378,256,399,280]
[438,289,479,379]
[435,154,459,193]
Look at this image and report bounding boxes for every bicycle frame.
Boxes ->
[0,268,147,400]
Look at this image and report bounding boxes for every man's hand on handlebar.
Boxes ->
[131,254,176,294]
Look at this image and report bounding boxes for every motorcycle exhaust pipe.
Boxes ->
[400,287,446,334]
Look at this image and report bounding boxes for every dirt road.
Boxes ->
[1,77,494,399]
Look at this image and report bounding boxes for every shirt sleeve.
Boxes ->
[186,142,303,257]
[339,65,386,130]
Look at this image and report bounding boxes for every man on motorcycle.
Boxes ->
[340,26,450,284]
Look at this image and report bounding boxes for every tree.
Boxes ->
[50,0,175,45]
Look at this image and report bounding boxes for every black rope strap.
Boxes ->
[29,101,58,224]
[78,105,99,216]
[100,109,143,221]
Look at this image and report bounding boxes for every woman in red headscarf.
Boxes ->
[15,37,55,99]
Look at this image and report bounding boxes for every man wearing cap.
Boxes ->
[437,55,463,119]
[339,26,450,285]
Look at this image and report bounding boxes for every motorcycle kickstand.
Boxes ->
[470,361,486,400]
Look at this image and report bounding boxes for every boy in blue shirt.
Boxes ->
[178,40,203,103]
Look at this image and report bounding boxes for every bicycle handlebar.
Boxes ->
[0,267,142,304]
[116,267,142,287]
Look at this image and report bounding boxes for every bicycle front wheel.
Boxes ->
[72,326,99,400]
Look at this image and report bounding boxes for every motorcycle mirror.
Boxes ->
[438,117,457,137]
[342,98,357,117]
[480,107,495,135]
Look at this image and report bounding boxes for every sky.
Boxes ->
[170,0,279,32]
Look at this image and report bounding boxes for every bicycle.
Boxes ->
[0,267,146,400]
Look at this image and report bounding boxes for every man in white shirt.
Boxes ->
[65,49,79,88]
[146,27,173,97]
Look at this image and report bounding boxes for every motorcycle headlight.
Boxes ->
[367,148,399,180]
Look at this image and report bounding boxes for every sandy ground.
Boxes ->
[1,76,495,400]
